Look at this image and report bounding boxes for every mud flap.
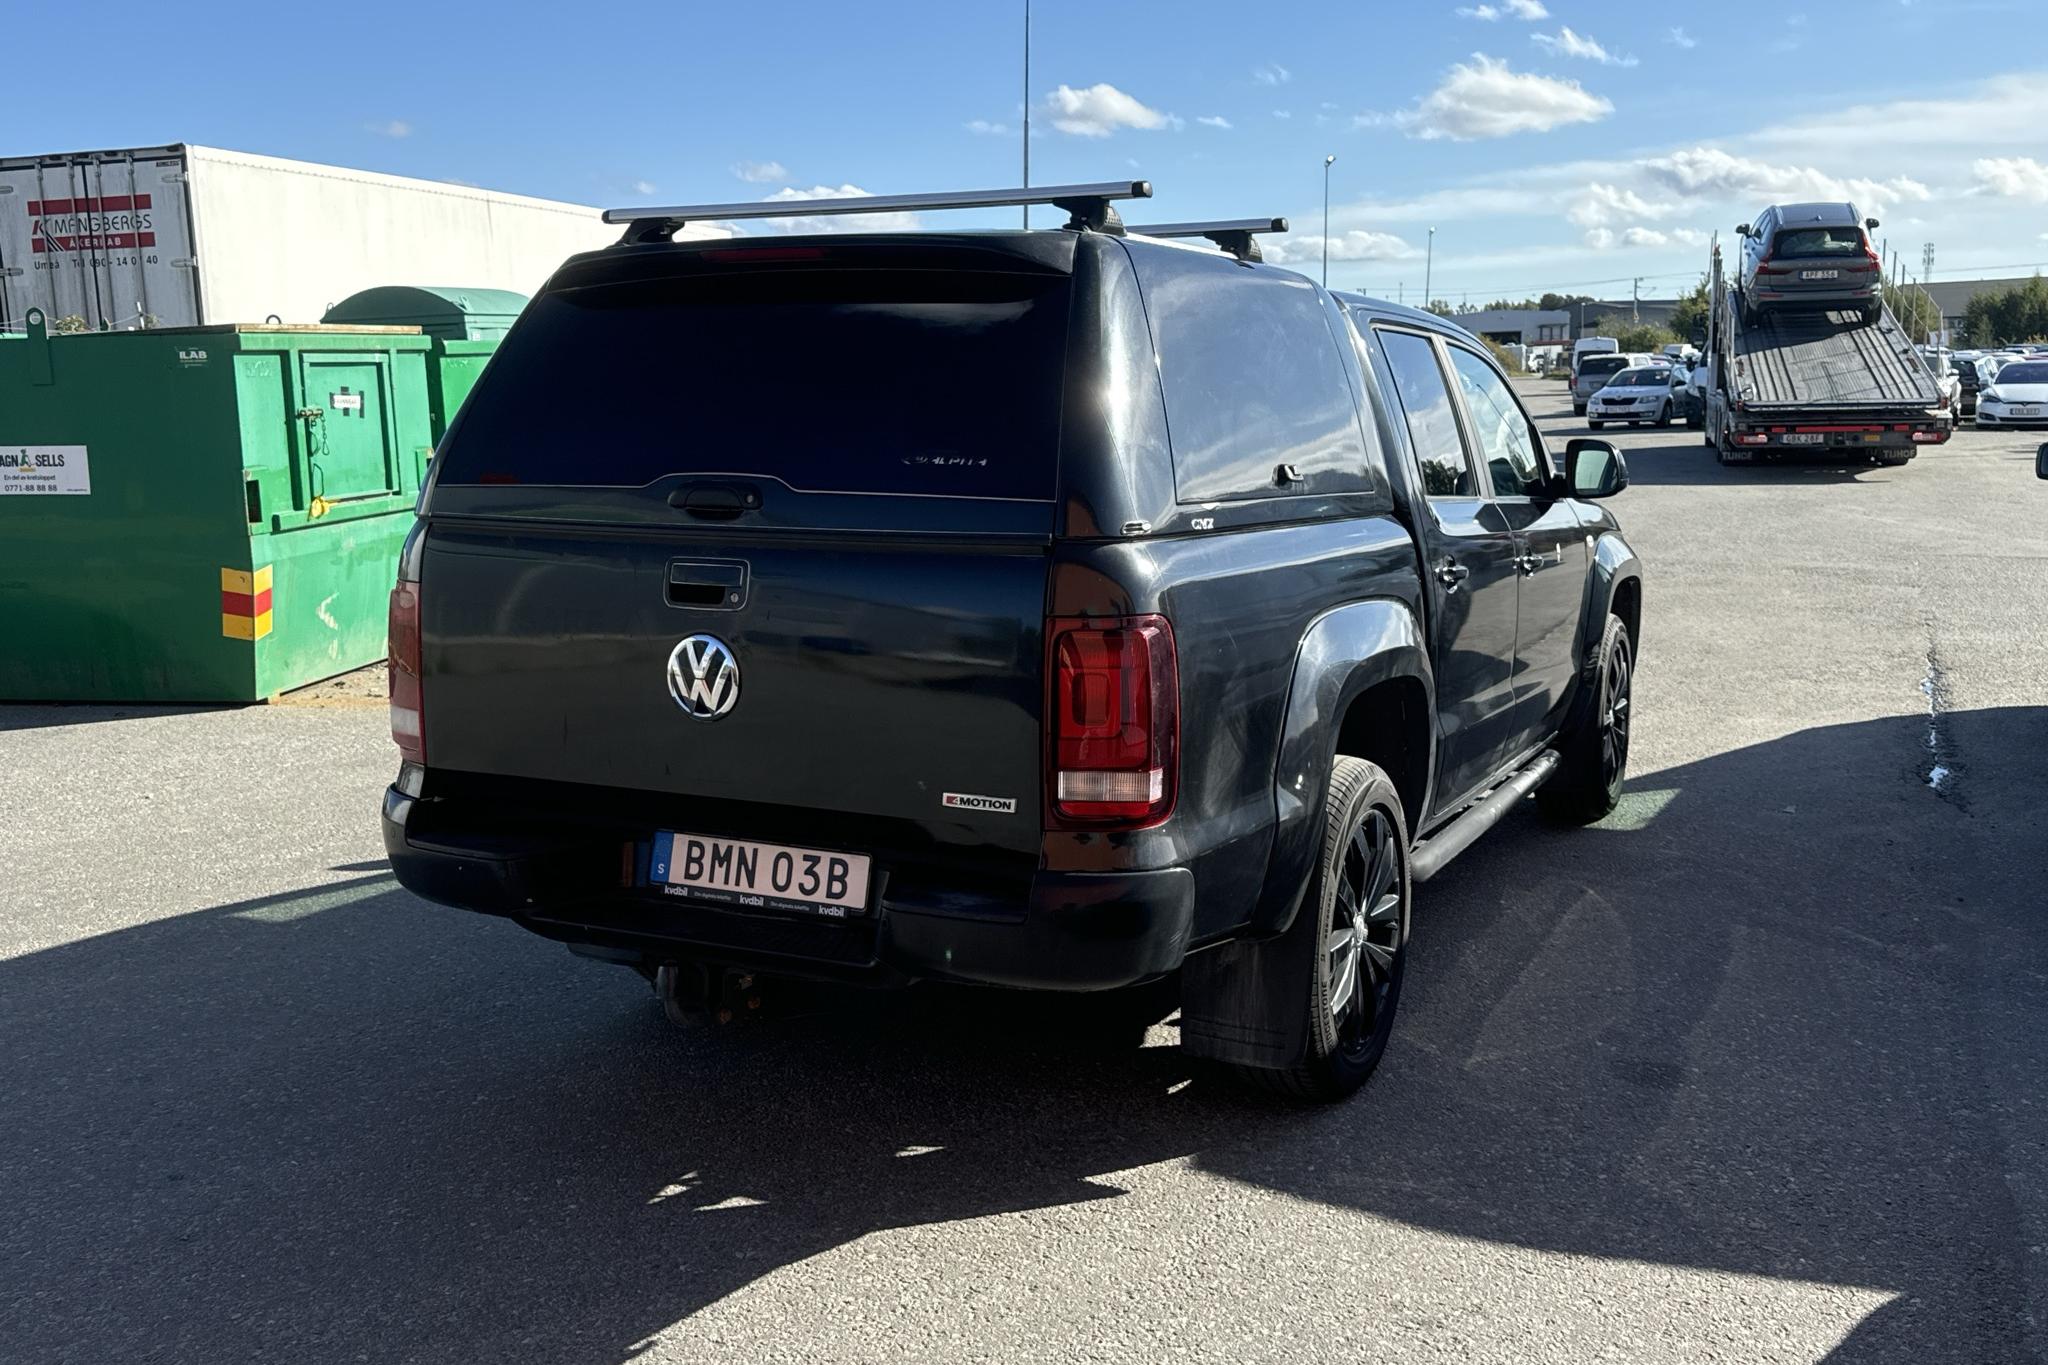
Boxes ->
[1178,907,1316,1069]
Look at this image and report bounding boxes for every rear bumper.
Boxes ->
[1750,283,1880,310]
[382,784,1195,991]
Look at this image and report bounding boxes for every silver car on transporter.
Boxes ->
[1736,202,1883,325]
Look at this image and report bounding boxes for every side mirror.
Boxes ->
[2036,443,2048,481]
[1866,217,1881,231]
[1736,222,1751,237]
[1565,439,1629,498]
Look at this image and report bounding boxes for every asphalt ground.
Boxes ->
[4,381,2045,1364]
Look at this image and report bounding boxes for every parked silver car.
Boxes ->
[1572,352,1664,416]
[1736,202,1883,325]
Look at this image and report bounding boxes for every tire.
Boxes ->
[1714,422,1748,464]
[1656,402,1673,428]
[1537,614,1633,825]
[1859,303,1879,324]
[1686,412,1704,430]
[1588,420,1604,430]
[1242,757,1411,1103]
[1573,403,1586,416]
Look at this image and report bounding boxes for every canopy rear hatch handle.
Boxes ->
[668,482,763,521]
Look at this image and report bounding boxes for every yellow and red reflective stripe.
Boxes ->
[220,565,274,640]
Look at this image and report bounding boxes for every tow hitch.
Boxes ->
[654,961,767,1025]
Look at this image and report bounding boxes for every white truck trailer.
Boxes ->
[0,143,710,331]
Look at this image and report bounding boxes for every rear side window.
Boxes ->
[437,266,1072,498]
[1128,246,1372,503]
[1376,330,1475,499]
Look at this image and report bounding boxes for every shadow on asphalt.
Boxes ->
[1614,442,1903,487]
[4,710,2043,1363]
[0,702,226,732]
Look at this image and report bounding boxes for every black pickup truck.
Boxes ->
[383,185,1644,1102]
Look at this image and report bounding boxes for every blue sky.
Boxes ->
[11,1,2047,302]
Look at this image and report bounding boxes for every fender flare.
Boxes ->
[1564,531,1643,728]
[1248,598,1434,938]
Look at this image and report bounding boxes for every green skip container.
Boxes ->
[0,309,432,702]
[321,286,523,439]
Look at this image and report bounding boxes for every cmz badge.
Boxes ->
[943,792,1018,814]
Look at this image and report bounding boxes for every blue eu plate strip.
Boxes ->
[649,831,676,885]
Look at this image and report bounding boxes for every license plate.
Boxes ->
[651,832,873,917]
[1800,270,1839,281]
[2013,405,2041,416]
[1781,433,1826,445]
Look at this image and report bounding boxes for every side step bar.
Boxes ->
[1409,750,1560,882]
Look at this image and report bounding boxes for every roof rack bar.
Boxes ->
[603,180,1152,244]
[1129,217,1288,263]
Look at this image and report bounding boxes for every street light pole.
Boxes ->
[1021,0,1031,228]
[1424,226,1436,309]
[1322,154,1336,288]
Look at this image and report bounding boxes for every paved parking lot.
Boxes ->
[4,380,2045,1364]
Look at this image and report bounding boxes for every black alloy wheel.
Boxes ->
[1598,627,1633,795]
[1323,805,1405,1062]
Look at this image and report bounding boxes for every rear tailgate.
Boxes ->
[420,521,1051,857]
[416,239,1077,864]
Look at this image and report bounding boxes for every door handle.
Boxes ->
[1435,558,1470,591]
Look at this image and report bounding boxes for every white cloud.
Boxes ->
[365,119,411,138]
[1974,156,2048,202]
[1459,0,1547,17]
[1253,63,1291,85]
[1567,181,1678,227]
[1747,73,2048,158]
[1640,146,1930,215]
[1396,54,1613,140]
[1531,27,1637,66]
[965,119,1010,136]
[731,160,789,184]
[1582,227,1615,249]
[1273,109,1293,120]
[1667,26,1698,48]
[1044,83,1174,137]
[630,179,657,196]
[1621,226,1709,248]
[1265,230,1419,266]
[1197,115,1233,129]
[753,185,919,235]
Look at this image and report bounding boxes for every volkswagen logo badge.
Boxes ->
[666,635,740,719]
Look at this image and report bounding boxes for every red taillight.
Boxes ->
[1047,615,1178,827]
[388,578,424,763]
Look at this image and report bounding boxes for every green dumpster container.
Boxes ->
[0,309,432,702]
[321,287,523,439]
